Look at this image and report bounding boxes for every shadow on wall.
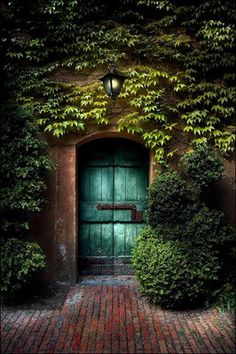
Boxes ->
[215,157,235,227]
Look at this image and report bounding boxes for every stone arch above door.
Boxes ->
[38,130,155,282]
[75,131,155,185]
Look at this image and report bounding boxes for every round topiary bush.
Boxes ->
[131,227,220,309]
[153,207,232,246]
[147,171,197,227]
[133,152,233,310]
[181,144,224,191]
[1,238,46,299]
[185,207,232,246]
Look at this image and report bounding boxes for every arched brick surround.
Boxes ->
[31,130,154,283]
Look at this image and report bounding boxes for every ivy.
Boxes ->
[1,0,235,161]
[0,102,52,237]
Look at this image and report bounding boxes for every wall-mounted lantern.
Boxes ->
[99,63,127,100]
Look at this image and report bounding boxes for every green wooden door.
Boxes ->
[78,139,149,275]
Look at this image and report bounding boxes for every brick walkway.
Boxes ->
[1,277,235,353]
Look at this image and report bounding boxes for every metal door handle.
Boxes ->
[96,203,143,222]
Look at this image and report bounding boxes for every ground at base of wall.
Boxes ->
[1,282,70,311]
[1,276,235,354]
[78,275,137,286]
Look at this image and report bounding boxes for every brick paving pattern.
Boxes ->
[1,277,235,353]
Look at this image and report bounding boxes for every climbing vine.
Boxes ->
[1,0,235,161]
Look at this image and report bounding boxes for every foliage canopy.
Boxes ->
[147,171,197,226]
[0,102,52,237]
[0,238,46,299]
[181,143,225,191]
[132,226,220,308]
[1,0,235,161]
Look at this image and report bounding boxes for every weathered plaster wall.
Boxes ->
[54,145,77,282]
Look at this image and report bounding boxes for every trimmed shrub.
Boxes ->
[154,207,233,246]
[131,227,220,309]
[1,238,46,299]
[185,207,233,246]
[0,102,52,237]
[132,149,234,310]
[181,144,224,191]
[147,171,198,227]
[210,283,236,313]
[149,224,183,243]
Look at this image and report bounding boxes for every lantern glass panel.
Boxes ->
[105,75,123,96]
[100,69,127,98]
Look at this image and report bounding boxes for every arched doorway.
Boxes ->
[77,138,149,275]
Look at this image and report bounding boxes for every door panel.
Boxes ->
[101,224,113,256]
[79,165,113,222]
[79,223,113,257]
[78,139,149,275]
[89,224,113,257]
[113,224,144,257]
[113,223,125,257]
[114,141,148,166]
[79,224,90,257]
[79,202,113,222]
[124,224,144,255]
[80,166,113,201]
[114,167,148,202]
